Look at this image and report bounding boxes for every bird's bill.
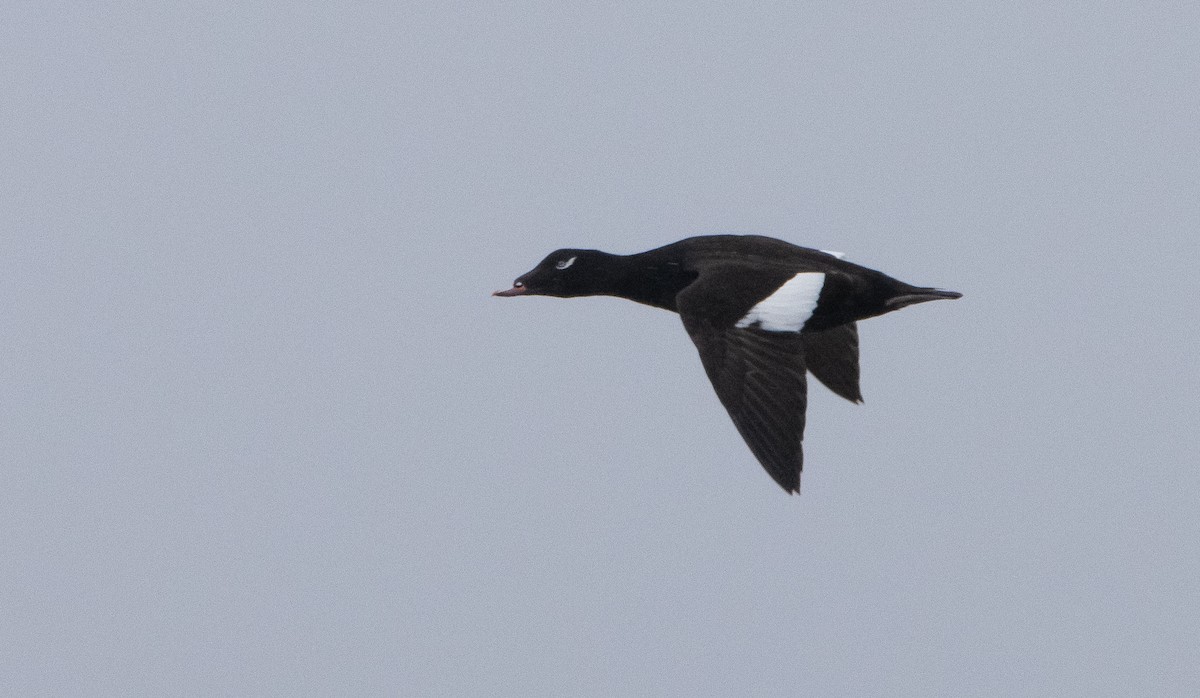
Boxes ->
[492,286,527,297]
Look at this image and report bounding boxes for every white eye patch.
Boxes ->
[555,256,577,270]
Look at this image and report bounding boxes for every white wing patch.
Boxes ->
[556,256,577,270]
[735,272,826,332]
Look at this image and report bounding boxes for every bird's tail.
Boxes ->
[885,287,963,310]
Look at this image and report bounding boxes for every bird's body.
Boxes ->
[495,235,961,493]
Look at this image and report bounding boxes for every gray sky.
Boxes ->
[3,2,1198,695]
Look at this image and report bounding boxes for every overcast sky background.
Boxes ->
[3,3,1198,695]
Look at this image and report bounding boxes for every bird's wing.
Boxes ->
[676,270,811,492]
[679,316,809,493]
[801,323,862,403]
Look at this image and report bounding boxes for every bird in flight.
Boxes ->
[494,234,961,493]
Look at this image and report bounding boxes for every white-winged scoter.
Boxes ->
[494,234,961,494]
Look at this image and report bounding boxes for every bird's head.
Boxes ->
[493,249,611,298]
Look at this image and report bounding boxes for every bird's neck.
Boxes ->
[597,251,697,312]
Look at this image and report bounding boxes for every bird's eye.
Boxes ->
[513,280,524,288]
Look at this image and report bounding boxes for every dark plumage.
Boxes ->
[494,234,961,493]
